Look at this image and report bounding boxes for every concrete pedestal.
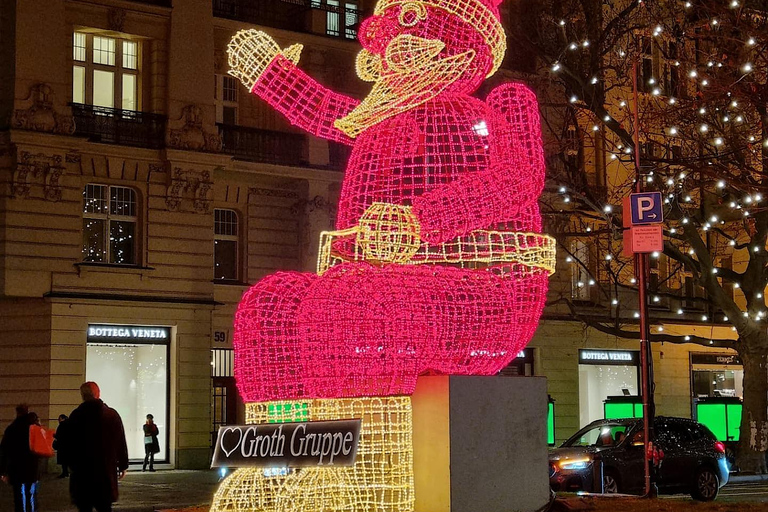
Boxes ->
[412,376,549,512]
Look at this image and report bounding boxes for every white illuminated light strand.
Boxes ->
[550,3,764,348]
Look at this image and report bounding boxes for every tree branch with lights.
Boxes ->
[515,0,768,471]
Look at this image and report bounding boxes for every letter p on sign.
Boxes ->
[630,192,663,225]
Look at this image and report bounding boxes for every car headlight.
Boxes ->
[558,458,591,470]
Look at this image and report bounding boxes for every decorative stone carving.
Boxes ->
[214,50,226,74]
[165,168,189,211]
[149,162,166,174]
[248,187,299,200]
[44,166,64,202]
[291,195,337,219]
[12,151,65,201]
[65,151,81,164]
[12,83,75,135]
[12,166,32,199]
[165,167,215,213]
[167,105,222,152]
[108,8,126,32]
[192,170,214,213]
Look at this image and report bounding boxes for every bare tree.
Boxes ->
[510,0,768,471]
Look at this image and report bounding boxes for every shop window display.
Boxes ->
[579,364,639,427]
[86,342,168,461]
[692,369,742,398]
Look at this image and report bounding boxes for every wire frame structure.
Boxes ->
[211,397,414,512]
[216,0,554,510]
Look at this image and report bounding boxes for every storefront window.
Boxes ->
[692,370,741,397]
[85,325,170,462]
[691,353,743,398]
[690,353,743,442]
[578,349,639,428]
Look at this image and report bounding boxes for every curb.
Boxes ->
[728,473,768,483]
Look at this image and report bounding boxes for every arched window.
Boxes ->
[214,209,239,280]
[82,184,138,264]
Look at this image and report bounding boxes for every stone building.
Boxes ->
[0,0,743,470]
[0,0,367,468]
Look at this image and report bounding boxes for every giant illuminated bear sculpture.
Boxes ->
[212,0,555,510]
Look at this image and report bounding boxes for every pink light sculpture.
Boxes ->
[213,2,556,510]
[229,0,555,403]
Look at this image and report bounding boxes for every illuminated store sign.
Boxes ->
[690,353,742,366]
[513,348,532,361]
[211,419,361,468]
[578,349,639,366]
[87,324,170,342]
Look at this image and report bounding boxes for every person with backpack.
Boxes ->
[0,404,41,512]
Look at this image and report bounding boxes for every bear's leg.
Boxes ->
[297,263,548,385]
[233,271,318,403]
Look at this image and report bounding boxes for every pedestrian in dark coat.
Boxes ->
[62,382,129,512]
[142,414,160,472]
[53,414,70,478]
[0,404,41,512]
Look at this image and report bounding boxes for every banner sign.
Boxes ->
[211,419,361,468]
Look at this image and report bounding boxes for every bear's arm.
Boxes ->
[411,83,546,244]
[251,55,360,145]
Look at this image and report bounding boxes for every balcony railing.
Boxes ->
[129,0,172,6]
[217,123,308,166]
[71,104,167,150]
[212,0,360,39]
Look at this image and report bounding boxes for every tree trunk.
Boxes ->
[736,340,768,473]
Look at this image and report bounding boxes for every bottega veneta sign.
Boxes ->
[87,324,170,342]
[211,420,361,468]
[578,349,639,366]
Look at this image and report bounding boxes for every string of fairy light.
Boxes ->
[547,0,768,337]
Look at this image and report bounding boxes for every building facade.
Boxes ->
[0,0,369,468]
[0,0,743,470]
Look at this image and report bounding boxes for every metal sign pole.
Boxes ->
[631,56,654,497]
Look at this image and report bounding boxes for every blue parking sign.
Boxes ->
[630,192,663,225]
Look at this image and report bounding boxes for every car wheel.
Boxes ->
[691,467,719,501]
[603,470,620,494]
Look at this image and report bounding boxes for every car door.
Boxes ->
[609,425,646,494]
[655,419,696,491]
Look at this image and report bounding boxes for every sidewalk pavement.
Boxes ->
[0,470,221,512]
[3,469,765,511]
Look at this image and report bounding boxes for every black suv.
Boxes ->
[549,416,729,501]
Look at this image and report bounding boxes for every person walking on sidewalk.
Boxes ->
[53,414,70,478]
[0,404,41,512]
[62,382,129,512]
[142,414,159,472]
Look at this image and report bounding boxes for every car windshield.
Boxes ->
[562,423,634,448]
